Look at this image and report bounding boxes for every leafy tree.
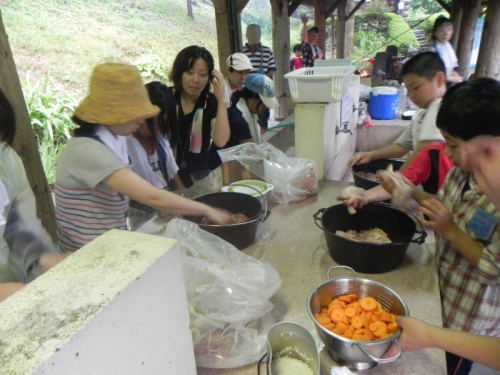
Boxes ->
[410,0,447,14]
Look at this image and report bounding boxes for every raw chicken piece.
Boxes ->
[335,228,392,244]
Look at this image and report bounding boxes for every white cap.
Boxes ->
[226,53,253,71]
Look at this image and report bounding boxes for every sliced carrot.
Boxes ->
[338,293,358,303]
[351,315,363,329]
[345,307,356,318]
[369,321,388,337]
[317,315,331,325]
[344,328,354,339]
[359,297,378,312]
[330,308,347,323]
[387,322,400,333]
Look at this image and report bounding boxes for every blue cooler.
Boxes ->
[368,91,400,120]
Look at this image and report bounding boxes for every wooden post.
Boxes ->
[0,10,57,238]
[345,0,355,58]
[336,0,347,58]
[271,0,290,119]
[212,0,232,70]
[455,0,481,79]
[330,15,336,58]
[450,0,463,51]
[475,0,500,79]
[313,0,327,58]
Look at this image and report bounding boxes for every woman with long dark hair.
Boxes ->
[161,45,230,197]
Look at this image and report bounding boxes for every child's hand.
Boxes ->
[396,316,433,352]
[419,198,456,237]
[211,69,225,103]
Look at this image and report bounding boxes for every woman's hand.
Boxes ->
[211,69,226,103]
[419,198,456,237]
[205,206,233,225]
[347,152,373,167]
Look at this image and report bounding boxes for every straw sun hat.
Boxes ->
[74,63,160,126]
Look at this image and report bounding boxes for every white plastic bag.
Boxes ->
[218,142,318,205]
[164,219,282,368]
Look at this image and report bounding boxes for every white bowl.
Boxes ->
[221,180,274,205]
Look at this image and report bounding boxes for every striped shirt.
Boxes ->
[437,167,500,336]
[55,137,129,252]
[241,43,276,74]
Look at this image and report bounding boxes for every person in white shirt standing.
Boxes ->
[430,16,463,86]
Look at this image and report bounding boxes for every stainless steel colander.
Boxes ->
[307,266,409,371]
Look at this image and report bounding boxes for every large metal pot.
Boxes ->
[352,159,404,190]
[307,266,409,371]
[313,203,425,273]
[184,192,269,250]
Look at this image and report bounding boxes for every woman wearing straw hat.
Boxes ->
[161,46,230,198]
[54,63,232,252]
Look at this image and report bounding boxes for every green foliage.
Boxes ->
[24,78,76,146]
[410,0,446,15]
[354,12,418,59]
[39,142,65,185]
[137,60,170,82]
[419,12,450,35]
[385,12,419,54]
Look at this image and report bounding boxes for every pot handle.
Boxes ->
[356,339,402,364]
[257,353,267,375]
[327,265,358,280]
[375,203,427,244]
[260,209,271,222]
[313,208,327,231]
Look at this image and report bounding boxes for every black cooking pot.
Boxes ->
[313,203,425,273]
[184,192,269,250]
[352,159,404,190]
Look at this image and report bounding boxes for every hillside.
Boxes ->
[1,0,224,97]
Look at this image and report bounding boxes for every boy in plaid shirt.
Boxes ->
[415,78,500,375]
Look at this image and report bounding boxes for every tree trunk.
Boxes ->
[0,10,57,239]
[455,0,481,79]
[187,0,194,19]
[475,0,500,79]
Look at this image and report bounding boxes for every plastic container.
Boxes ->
[368,87,400,120]
[284,66,354,103]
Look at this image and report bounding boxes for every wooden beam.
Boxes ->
[475,0,500,78]
[326,0,343,18]
[236,0,250,13]
[435,0,452,12]
[0,10,57,238]
[288,0,302,17]
[270,0,282,16]
[314,0,327,54]
[346,0,366,21]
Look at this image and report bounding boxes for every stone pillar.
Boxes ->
[475,0,500,79]
[0,10,56,238]
[0,230,195,375]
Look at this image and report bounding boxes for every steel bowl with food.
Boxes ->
[307,266,409,371]
[183,192,269,250]
[352,159,404,190]
[313,203,425,273]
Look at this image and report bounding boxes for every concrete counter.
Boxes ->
[198,181,445,375]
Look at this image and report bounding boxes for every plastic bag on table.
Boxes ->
[164,219,282,368]
[218,142,318,205]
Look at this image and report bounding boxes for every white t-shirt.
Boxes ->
[0,144,55,282]
[395,98,444,151]
[435,42,459,77]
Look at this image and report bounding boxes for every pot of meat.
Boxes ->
[313,203,426,273]
[352,159,404,190]
[184,192,269,250]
